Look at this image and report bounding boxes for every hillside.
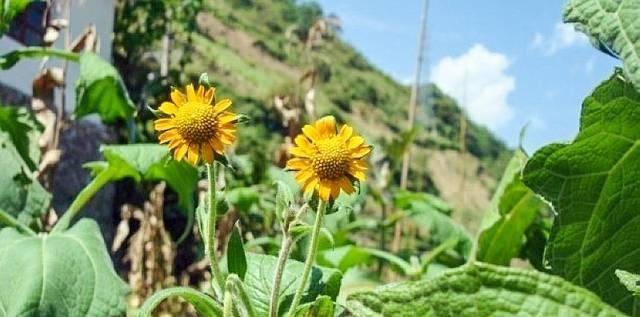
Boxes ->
[116,0,511,230]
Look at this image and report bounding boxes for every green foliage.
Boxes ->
[0,107,49,228]
[137,287,222,317]
[318,245,415,276]
[244,253,341,317]
[75,53,136,123]
[86,144,198,213]
[564,0,640,90]
[476,149,546,265]
[227,227,248,280]
[523,70,640,314]
[345,263,625,317]
[293,296,334,317]
[394,190,472,258]
[0,219,128,317]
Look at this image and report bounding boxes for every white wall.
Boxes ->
[0,0,115,110]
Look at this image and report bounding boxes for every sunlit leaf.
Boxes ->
[346,263,625,317]
[523,70,640,314]
[564,0,640,90]
[74,53,136,123]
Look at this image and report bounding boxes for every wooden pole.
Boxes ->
[392,0,429,255]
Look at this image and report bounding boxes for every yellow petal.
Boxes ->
[303,177,319,195]
[294,135,312,148]
[302,125,321,142]
[186,144,200,165]
[318,181,332,202]
[289,146,311,158]
[175,144,188,161]
[350,145,372,159]
[186,84,197,102]
[295,168,314,184]
[201,144,214,164]
[218,112,236,124]
[168,138,184,150]
[218,131,236,145]
[159,102,179,115]
[204,87,216,104]
[338,177,354,194]
[339,125,353,140]
[171,90,186,106]
[214,99,232,112]
[329,180,340,199]
[197,85,205,101]
[349,167,366,181]
[286,158,309,170]
[314,116,337,137]
[154,118,175,131]
[347,136,365,149]
[210,138,225,154]
[158,130,179,144]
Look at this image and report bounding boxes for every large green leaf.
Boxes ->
[345,263,625,317]
[0,219,128,316]
[475,149,546,265]
[564,0,640,90]
[244,253,342,317]
[523,70,640,314]
[87,144,198,213]
[0,107,49,228]
[74,53,135,123]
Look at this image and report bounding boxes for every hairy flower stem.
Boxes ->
[207,163,225,299]
[287,201,326,316]
[223,278,235,317]
[268,234,294,317]
[228,274,257,317]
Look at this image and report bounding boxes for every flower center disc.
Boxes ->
[175,102,218,144]
[312,138,349,180]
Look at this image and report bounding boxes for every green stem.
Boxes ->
[0,208,36,235]
[223,279,235,317]
[53,168,115,233]
[206,163,225,298]
[228,274,257,317]
[269,234,294,317]
[287,201,326,316]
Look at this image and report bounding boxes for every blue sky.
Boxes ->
[315,0,619,153]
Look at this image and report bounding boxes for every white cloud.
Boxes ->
[532,23,589,55]
[430,44,515,130]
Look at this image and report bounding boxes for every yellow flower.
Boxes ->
[286,116,371,202]
[154,84,237,166]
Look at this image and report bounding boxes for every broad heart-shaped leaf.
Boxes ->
[345,262,625,317]
[475,149,546,265]
[523,70,640,315]
[0,219,128,316]
[0,107,49,228]
[564,0,640,90]
[74,53,135,123]
[244,253,342,317]
[87,144,198,213]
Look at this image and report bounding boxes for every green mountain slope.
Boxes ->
[115,0,511,229]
